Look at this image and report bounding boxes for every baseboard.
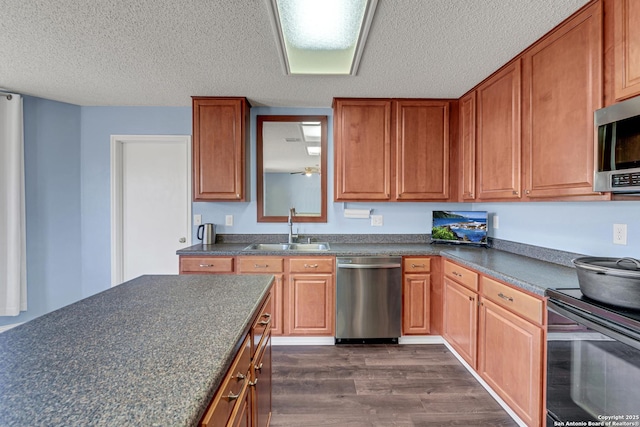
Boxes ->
[442,341,527,427]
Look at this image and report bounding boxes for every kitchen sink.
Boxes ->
[243,242,331,251]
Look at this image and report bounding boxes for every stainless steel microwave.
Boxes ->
[594,95,640,193]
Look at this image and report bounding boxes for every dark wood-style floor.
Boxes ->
[270,344,519,427]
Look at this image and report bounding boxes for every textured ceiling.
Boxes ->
[0,0,590,107]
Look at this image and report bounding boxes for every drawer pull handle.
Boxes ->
[304,264,319,268]
[249,379,258,387]
[199,264,214,267]
[261,313,271,319]
[227,391,240,401]
[255,363,263,372]
[258,319,271,326]
[452,271,462,277]
[468,296,474,301]
[411,263,426,268]
[235,372,245,381]
[253,264,269,269]
[498,292,514,302]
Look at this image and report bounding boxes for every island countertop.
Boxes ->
[0,274,273,427]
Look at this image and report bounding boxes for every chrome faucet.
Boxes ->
[288,207,298,243]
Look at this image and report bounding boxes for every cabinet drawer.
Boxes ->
[201,335,251,427]
[237,257,284,273]
[288,257,334,273]
[443,260,478,291]
[252,293,272,357]
[179,256,234,274]
[403,257,431,273]
[481,276,544,325]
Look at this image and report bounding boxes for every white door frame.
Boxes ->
[110,135,192,286]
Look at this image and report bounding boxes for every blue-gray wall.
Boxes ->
[2,99,639,327]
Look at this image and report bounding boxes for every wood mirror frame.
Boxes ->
[257,115,328,223]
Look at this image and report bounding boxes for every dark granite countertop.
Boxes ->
[177,242,580,296]
[0,274,273,427]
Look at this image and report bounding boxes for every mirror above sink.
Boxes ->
[257,115,328,223]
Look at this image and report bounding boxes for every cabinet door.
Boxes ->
[192,97,247,201]
[333,98,392,201]
[269,274,284,336]
[286,274,335,335]
[442,277,478,368]
[615,0,640,100]
[478,298,543,427]
[395,100,450,200]
[476,59,522,200]
[252,334,272,427]
[459,92,476,201]
[522,1,605,200]
[402,273,431,335]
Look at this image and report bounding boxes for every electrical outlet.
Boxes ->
[613,223,627,245]
[194,214,202,226]
[493,215,499,229]
[371,215,383,227]
[225,215,233,226]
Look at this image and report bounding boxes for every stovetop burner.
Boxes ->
[547,288,640,333]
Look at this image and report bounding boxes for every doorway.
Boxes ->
[110,135,191,286]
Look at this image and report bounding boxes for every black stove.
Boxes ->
[546,287,640,339]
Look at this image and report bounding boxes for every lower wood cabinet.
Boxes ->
[402,257,433,335]
[237,257,284,336]
[442,259,545,427]
[179,256,235,274]
[200,289,272,427]
[286,257,335,335]
[442,277,478,367]
[478,298,543,427]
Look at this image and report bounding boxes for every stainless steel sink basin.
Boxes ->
[243,242,330,251]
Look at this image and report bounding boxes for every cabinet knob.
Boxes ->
[513,190,519,195]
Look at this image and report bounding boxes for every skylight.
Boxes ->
[267,0,378,75]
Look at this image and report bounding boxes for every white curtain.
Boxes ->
[0,93,27,316]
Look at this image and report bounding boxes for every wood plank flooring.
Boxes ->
[270,344,518,426]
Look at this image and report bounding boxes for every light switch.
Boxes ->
[194,214,202,226]
[225,215,233,226]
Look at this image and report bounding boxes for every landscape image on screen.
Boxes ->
[432,211,488,245]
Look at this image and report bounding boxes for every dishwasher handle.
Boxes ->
[337,263,402,269]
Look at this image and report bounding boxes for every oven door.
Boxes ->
[547,300,640,426]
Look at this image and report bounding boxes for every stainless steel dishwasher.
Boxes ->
[335,256,402,344]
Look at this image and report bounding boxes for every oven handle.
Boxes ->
[337,263,401,269]
[548,299,640,351]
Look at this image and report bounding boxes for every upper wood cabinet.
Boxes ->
[333,98,392,201]
[192,97,248,201]
[476,59,522,201]
[614,0,640,100]
[522,1,607,200]
[458,92,476,200]
[333,98,451,202]
[395,100,450,200]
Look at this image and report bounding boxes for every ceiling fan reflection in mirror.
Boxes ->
[290,166,320,176]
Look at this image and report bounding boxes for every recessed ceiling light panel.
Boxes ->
[267,0,378,75]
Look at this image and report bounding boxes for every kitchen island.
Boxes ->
[0,274,273,426]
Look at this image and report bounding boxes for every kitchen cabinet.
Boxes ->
[522,1,607,200]
[192,97,248,201]
[237,257,284,336]
[285,257,335,336]
[333,98,451,202]
[442,261,545,427]
[333,98,392,201]
[458,91,476,201]
[476,59,522,201]
[477,276,545,427]
[200,335,252,427]
[614,0,640,101]
[395,100,450,200]
[402,257,432,335]
[179,256,235,274]
[442,260,479,368]
[250,293,272,427]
